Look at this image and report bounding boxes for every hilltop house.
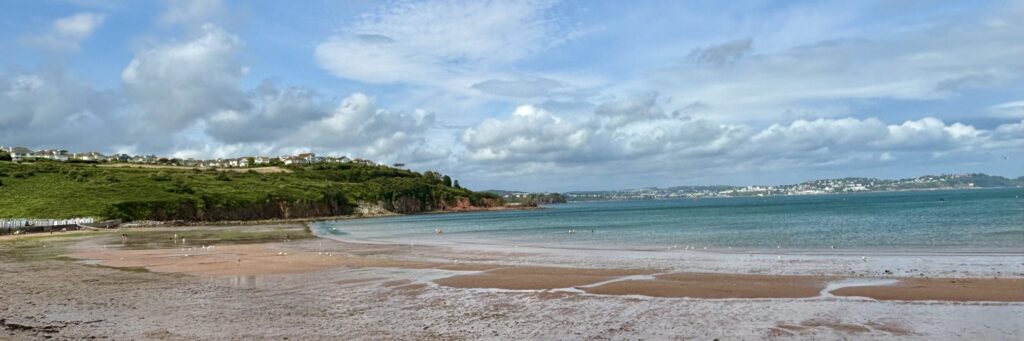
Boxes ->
[8,147,32,161]
[32,149,69,161]
[71,152,105,161]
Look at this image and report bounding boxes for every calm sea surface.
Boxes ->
[313,188,1024,252]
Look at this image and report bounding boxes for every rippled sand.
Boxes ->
[2,225,1022,340]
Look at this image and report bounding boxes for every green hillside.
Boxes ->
[0,161,500,221]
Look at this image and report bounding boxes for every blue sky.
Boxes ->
[1,0,1022,191]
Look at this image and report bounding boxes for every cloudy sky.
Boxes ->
[1,0,1022,191]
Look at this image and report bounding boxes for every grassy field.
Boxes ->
[0,161,498,221]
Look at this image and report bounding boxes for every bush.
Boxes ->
[167,180,194,194]
[149,171,171,181]
[0,151,11,162]
[214,172,231,181]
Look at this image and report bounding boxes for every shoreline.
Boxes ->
[0,203,541,236]
[55,223,1024,302]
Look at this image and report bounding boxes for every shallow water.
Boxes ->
[314,188,1024,253]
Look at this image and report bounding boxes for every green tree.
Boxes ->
[442,175,452,187]
[453,180,461,189]
[0,151,11,162]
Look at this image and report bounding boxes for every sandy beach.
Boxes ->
[1,224,1022,340]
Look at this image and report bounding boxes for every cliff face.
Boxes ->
[381,195,502,214]
[105,198,356,222]
[106,193,503,221]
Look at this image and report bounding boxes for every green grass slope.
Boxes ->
[0,161,500,221]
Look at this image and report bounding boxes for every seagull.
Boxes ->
[861,256,867,261]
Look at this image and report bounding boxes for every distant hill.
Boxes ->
[563,173,1024,201]
[0,161,501,221]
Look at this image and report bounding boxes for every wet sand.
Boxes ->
[583,272,829,298]
[832,277,1024,302]
[70,243,495,277]
[70,233,1024,302]
[3,224,1023,340]
[434,267,656,290]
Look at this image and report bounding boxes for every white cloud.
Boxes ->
[314,0,572,86]
[459,96,1020,182]
[293,93,438,162]
[160,0,226,25]
[0,71,125,151]
[462,105,592,162]
[121,24,248,131]
[648,9,1024,124]
[989,100,1024,119]
[25,12,106,51]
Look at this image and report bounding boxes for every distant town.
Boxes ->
[490,173,1023,203]
[559,173,1023,201]
[0,145,402,168]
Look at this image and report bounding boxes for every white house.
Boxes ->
[9,147,32,161]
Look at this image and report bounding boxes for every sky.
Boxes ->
[0,0,1022,191]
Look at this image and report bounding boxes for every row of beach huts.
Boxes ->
[0,218,122,235]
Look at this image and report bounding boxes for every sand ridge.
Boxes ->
[66,232,1024,302]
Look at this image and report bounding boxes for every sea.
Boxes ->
[312,188,1024,253]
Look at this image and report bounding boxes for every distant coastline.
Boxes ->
[558,173,1023,202]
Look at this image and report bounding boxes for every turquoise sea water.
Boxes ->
[313,188,1024,252]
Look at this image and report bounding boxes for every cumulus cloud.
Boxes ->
[314,0,572,86]
[460,96,1021,182]
[463,105,592,162]
[122,24,248,131]
[206,90,443,163]
[25,12,106,51]
[292,93,438,161]
[0,71,124,150]
[206,82,324,143]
